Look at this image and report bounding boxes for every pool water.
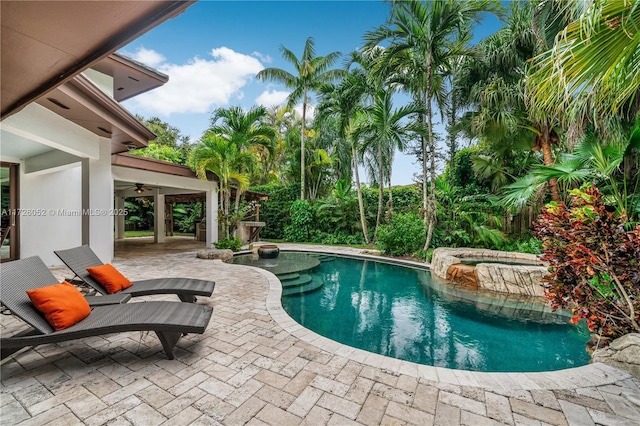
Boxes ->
[277,255,590,372]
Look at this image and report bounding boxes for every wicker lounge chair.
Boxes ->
[1,256,213,360]
[55,245,214,303]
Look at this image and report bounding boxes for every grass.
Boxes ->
[124,231,194,238]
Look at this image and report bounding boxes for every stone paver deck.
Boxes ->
[2,238,639,425]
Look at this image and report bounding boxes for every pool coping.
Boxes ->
[245,247,633,391]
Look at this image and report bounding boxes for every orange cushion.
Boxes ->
[86,264,132,294]
[26,282,91,331]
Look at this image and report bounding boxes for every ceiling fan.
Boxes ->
[127,183,153,194]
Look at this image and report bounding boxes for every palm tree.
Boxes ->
[316,65,373,243]
[364,0,502,252]
[256,37,344,200]
[457,1,567,205]
[207,105,275,210]
[356,88,423,240]
[503,126,640,222]
[261,105,297,183]
[190,135,253,238]
[528,0,640,129]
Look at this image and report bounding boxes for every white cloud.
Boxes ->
[128,47,166,68]
[255,89,290,107]
[251,51,272,63]
[127,47,264,115]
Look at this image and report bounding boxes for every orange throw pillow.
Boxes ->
[86,264,132,294]
[26,282,91,331]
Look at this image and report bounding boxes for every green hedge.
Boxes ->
[250,183,298,239]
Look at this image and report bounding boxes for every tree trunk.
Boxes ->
[424,59,437,252]
[353,146,370,244]
[387,176,393,219]
[300,90,307,200]
[538,123,560,202]
[421,129,428,230]
[448,96,458,174]
[374,142,384,242]
[234,186,241,214]
[223,186,231,239]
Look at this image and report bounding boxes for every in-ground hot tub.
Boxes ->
[431,247,548,297]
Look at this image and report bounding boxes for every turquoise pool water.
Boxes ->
[238,253,591,372]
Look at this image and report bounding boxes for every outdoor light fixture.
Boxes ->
[134,183,145,194]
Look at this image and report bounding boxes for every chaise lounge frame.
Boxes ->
[55,245,215,303]
[1,256,213,360]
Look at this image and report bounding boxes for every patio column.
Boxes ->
[81,158,90,245]
[115,193,125,239]
[154,189,165,243]
[205,187,218,247]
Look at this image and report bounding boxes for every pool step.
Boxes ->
[314,255,336,263]
[277,273,300,281]
[281,274,312,288]
[282,277,324,296]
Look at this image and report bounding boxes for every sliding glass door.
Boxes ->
[1,162,19,261]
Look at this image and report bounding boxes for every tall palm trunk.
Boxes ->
[375,142,384,241]
[387,177,393,219]
[223,186,231,238]
[537,123,560,202]
[424,59,437,251]
[374,143,385,240]
[301,90,307,200]
[353,146,370,244]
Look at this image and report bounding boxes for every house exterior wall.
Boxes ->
[20,165,83,266]
[89,139,115,263]
[2,104,115,266]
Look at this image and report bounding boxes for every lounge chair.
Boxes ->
[55,245,214,303]
[1,256,213,360]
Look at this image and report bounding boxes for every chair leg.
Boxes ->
[178,294,196,303]
[155,331,182,360]
[1,328,39,360]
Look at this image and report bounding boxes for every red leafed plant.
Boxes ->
[533,184,640,340]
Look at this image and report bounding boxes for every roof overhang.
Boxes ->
[112,153,205,178]
[36,74,156,154]
[93,53,169,102]
[112,153,218,198]
[1,0,194,119]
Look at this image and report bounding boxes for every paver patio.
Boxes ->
[2,238,639,425]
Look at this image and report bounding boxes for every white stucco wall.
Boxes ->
[5,104,115,266]
[89,139,115,263]
[20,165,83,266]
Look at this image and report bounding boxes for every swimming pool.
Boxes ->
[236,252,590,372]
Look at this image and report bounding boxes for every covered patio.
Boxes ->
[1,243,638,425]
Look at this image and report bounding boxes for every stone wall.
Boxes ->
[431,247,548,297]
[592,333,640,379]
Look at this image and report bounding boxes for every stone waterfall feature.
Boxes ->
[432,248,548,297]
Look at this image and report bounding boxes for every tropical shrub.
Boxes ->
[433,178,506,249]
[315,179,360,235]
[533,185,640,340]
[214,237,242,252]
[250,183,298,239]
[311,231,364,246]
[284,199,315,242]
[376,213,425,256]
[502,236,542,254]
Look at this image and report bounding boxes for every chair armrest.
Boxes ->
[85,294,131,306]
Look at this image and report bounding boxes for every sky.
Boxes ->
[121,1,504,186]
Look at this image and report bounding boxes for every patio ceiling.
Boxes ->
[1,0,194,119]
